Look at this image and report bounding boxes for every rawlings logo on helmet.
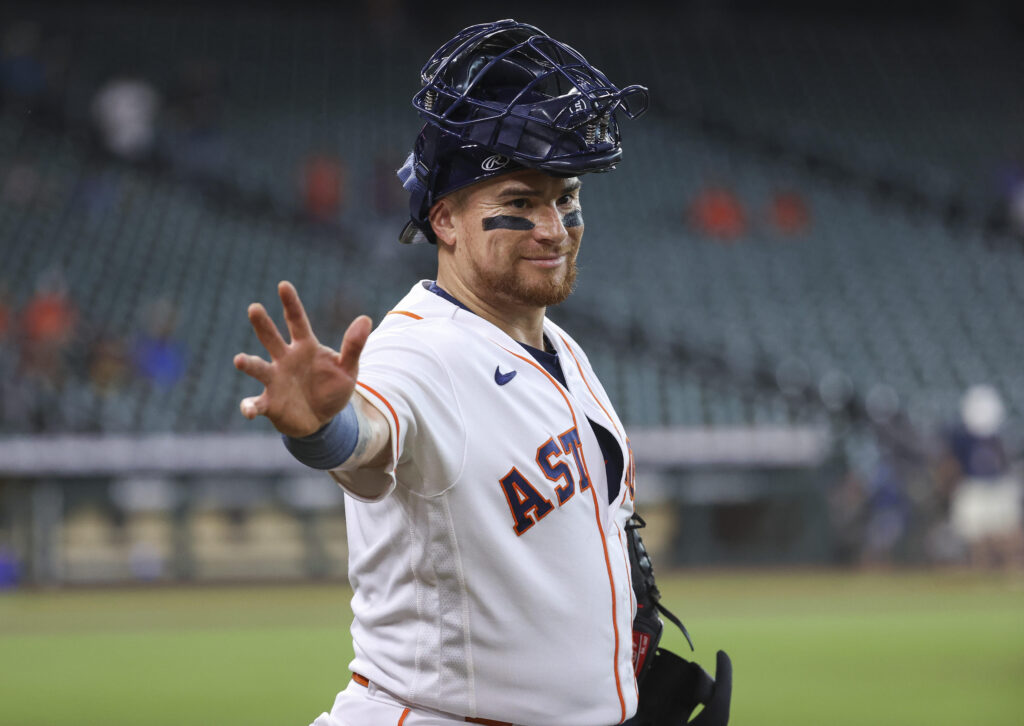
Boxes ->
[481,154,510,172]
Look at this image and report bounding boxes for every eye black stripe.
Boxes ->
[562,210,583,228]
[482,215,535,231]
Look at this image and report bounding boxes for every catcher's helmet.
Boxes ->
[398,19,649,244]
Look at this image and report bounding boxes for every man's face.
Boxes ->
[437,168,584,309]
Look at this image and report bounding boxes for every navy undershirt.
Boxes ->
[427,282,623,502]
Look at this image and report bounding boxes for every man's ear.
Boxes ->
[429,197,458,247]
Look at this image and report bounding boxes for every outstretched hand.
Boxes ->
[234,281,372,438]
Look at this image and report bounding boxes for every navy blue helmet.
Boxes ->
[398,19,649,244]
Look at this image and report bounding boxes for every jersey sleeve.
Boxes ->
[329,327,466,501]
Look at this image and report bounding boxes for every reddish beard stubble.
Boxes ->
[471,246,580,307]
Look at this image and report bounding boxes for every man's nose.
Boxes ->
[532,204,569,244]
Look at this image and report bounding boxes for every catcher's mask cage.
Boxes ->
[398,18,649,244]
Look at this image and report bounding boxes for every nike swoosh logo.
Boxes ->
[494,366,517,386]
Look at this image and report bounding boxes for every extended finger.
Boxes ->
[234,352,273,385]
[248,303,288,359]
[337,315,373,373]
[278,280,314,343]
[239,392,269,420]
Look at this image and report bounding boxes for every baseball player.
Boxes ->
[234,20,731,726]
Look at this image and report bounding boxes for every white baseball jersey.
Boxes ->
[330,281,638,726]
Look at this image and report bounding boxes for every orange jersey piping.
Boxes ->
[560,334,637,705]
[386,310,423,320]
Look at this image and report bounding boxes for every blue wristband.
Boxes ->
[282,402,360,470]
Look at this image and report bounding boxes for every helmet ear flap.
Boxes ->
[397,147,436,245]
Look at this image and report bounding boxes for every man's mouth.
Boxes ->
[523,254,567,268]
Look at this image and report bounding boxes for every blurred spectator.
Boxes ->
[767,190,811,236]
[132,298,186,388]
[946,385,1023,569]
[0,544,18,588]
[687,184,746,241]
[18,269,77,386]
[10,270,78,432]
[302,153,347,224]
[88,334,130,395]
[21,274,76,344]
[91,76,161,162]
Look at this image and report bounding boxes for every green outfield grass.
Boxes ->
[1,571,1022,725]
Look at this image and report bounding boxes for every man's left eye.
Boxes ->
[557,195,574,206]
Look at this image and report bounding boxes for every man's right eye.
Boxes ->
[509,198,529,209]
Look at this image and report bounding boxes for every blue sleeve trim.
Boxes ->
[282,402,360,470]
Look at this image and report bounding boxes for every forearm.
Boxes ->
[338,392,392,470]
[282,392,391,471]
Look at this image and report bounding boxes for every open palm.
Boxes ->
[234,281,371,438]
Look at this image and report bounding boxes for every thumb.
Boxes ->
[240,392,269,420]
[337,315,373,373]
